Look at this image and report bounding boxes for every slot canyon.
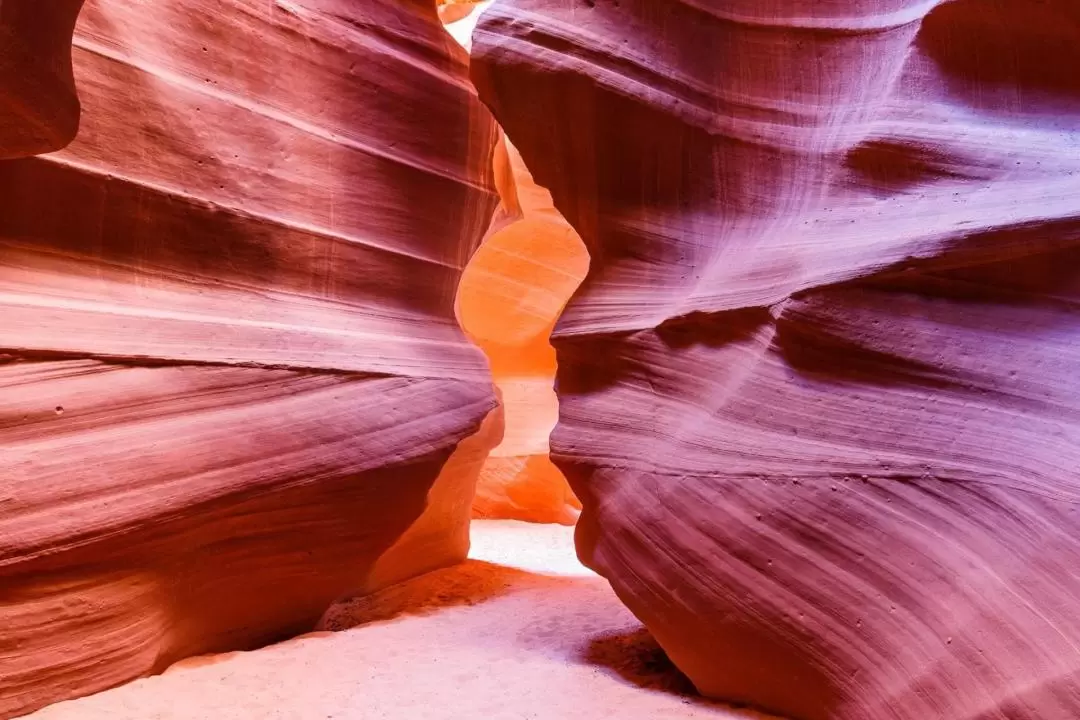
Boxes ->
[0,0,1078,719]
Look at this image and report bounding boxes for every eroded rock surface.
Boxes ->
[0,1,498,716]
[473,1,1080,718]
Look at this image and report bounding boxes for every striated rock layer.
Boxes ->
[473,1,1080,718]
[0,1,499,717]
[445,3,588,525]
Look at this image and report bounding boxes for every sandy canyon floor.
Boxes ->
[23,521,777,720]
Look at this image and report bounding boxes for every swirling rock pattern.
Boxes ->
[473,1,1080,718]
[0,0,498,716]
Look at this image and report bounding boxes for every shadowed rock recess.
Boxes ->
[472,1,1080,719]
[0,0,500,716]
[0,0,87,158]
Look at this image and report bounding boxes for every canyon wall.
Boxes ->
[473,1,1080,718]
[0,0,499,716]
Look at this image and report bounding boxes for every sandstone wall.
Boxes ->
[0,1,499,716]
[473,1,1080,718]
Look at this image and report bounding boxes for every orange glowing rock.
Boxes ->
[456,134,589,525]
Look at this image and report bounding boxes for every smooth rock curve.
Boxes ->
[0,0,499,716]
[473,1,1080,718]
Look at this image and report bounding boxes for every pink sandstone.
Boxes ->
[0,0,500,716]
[472,1,1080,718]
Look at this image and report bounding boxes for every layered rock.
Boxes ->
[446,3,588,525]
[473,1,1080,718]
[0,1,499,716]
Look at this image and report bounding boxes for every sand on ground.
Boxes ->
[22,521,778,720]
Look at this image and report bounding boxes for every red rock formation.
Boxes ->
[473,1,1080,718]
[0,1,499,716]
[0,0,86,157]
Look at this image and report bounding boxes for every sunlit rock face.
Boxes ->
[473,1,1080,718]
[0,0,86,157]
[445,3,589,526]
[0,0,499,716]
[437,0,492,32]
[457,136,588,525]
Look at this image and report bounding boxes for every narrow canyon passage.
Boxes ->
[6,4,757,718]
[448,2,589,527]
[4,1,1078,718]
[10,6,766,719]
[456,132,588,525]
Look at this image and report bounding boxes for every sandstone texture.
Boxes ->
[473,1,1080,718]
[446,3,588,525]
[0,1,499,716]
